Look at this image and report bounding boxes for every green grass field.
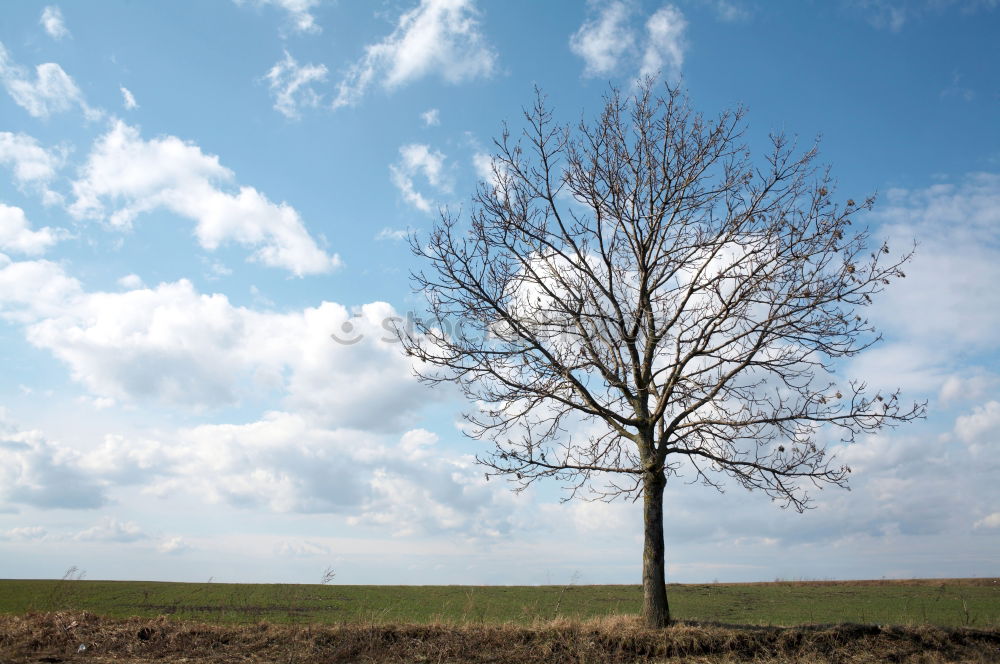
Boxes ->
[1,578,998,628]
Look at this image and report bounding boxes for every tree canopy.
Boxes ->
[399,80,924,627]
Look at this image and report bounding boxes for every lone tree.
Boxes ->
[399,80,923,628]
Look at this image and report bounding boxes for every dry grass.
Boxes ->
[1,611,998,663]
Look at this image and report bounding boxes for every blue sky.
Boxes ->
[0,0,998,585]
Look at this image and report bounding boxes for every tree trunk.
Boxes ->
[642,469,670,628]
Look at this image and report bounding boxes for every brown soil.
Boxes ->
[1,611,998,663]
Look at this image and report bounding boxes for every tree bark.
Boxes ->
[642,469,670,628]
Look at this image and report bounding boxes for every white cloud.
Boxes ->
[204,258,233,279]
[20,278,272,407]
[975,512,1000,529]
[938,372,996,405]
[117,274,144,290]
[389,143,449,212]
[332,0,497,109]
[75,517,146,542]
[569,1,635,76]
[234,0,321,33]
[265,51,327,119]
[40,6,70,40]
[88,396,116,410]
[953,400,1000,456]
[275,539,330,557]
[848,0,998,31]
[0,257,83,321]
[0,132,65,205]
[0,407,518,538]
[640,5,687,79]
[863,2,907,30]
[938,71,976,102]
[569,2,687,80]
[0,260,428,430]
[375,227,409,241]
[0,133,63,186]
[158,536,190,554]
[471,152,492,180]
[120,86,137,110]
[472,150,508,195]
[0,42,98,120]
[0,204,63,255]
[69,121,339,276]
[842,173,1000,401]
[700,0,750,22]
[0,419,107,509]
[874,173,1000,351]
[421,108,440,126]
[159,413,376,513]
[0,526,47,541]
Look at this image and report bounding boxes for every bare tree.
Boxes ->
[399,80,924,628]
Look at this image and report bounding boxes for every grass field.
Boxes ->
[1,578,998,628]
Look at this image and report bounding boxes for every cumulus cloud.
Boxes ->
[842,173,1000,400]
[0,256,82,321]
[569,1,635,77]
[0,132,65,205]
[117,273,144,290]
[40,6,70,40]
[570,2,686,79]
[120,86,137,110]
[158,536,190,554]
[332,0,497,109]
[0,42,98,120]
[68,121,339,276]
[720,253,995,550]
[471,152,492,180]
[875,173,1000,348]
[375,227,409,241]
[953,400,1000,456]
[265,50,327,119]
[156,418,518,536]
[0,419,107,509]
[0,133,62,186]
[471,150,509,198]
[640,5,687,79]
[621,420,994,552]
[75,517,146,542]
[421,108,440,126]
[0,526,47,541]
[0,259,428,430]
[234,0,322,33]
[20,278,266,405]
[938,372,996,405]
[0,407,520,539]
[389,143,449,212]
[975,512,1000,529]
[0,203,64,255]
